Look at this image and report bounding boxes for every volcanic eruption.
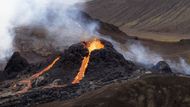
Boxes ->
[0,34,185,107]
[72,38,105,84]
[1,0,190,107]
[15,38,106,93]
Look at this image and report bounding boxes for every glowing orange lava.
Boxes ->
[72,38,104,84]
[31,57,60,79]
[17,56,60,94]
[16,38,104,93]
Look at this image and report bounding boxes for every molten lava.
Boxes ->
[72,38,104,84]
[31,57,60,79]
[16,38,104,93]
[17,57,60,93]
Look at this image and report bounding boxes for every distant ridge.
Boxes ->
[86,0,190,34]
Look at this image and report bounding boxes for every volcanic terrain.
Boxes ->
[0,0,190,107]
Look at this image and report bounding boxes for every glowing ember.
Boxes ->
[17,56,61,94]
[72,38,104,84]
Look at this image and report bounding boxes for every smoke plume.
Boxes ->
[0,1,19,60]
[121,42,190,75]
[14,0,98,47]
[167,58,190,75]
[0,0,98,61]
[124,42,163,66]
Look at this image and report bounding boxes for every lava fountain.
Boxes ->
[72,38,105,84]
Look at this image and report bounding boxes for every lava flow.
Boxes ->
[16,56,61,94]
[16,38,104,93]
[72,38,105,84]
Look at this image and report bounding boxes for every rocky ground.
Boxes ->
[59,74,190,107]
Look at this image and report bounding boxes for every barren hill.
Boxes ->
[86,0,190,41]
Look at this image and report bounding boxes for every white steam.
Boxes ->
[124,42,163,66]
[0,0,99,61]
[0,1,19,60]
[14,0,98,47]
[167,58,190,75]
[119,42,190,75]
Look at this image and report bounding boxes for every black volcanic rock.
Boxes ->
[0,40,138,107]
[0,84,80,107]
[0,71,5,81]
[83,40,137,82]
[153,61,172,73]
[39,39,137,85]
[61,42,89,68]
[38,42,89,85]
[54,39,137,83]
[4,52,29,79]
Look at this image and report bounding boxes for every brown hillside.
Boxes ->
[86,0,190,41]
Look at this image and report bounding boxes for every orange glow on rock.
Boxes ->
[72,38,104,84]
[31,57,60,80]
[17,56,60,94]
